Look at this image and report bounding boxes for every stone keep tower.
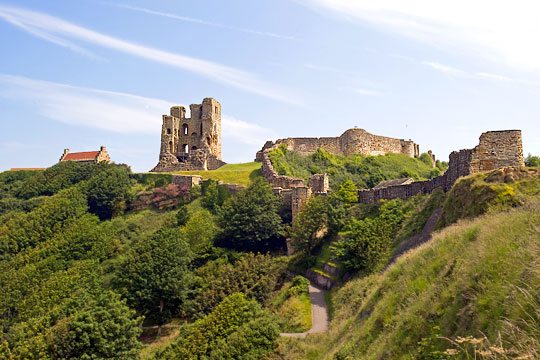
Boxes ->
[152,98,226,172]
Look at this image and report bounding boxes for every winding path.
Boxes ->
[280,283,329,338]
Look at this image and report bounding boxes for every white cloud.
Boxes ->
[421,61,466,77]
[0,5,297,104]
[222,115,278,146]
[474,72,513,82]
[296,0,540,77]
[0,74,277,151]
[111,3,295,41]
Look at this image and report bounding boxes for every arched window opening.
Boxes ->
[191,132,197,136]
[183,144,189,153]
[167,128,171,135]
[200,123,203,135]
[168,141,173,152]
[206,137,211,145]
[191,146,197,151]
[199,106,203,119]
[182,124,188,135]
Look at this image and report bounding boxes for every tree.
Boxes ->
[525,153,540,167]
[46,291,142,359]
[85,166,131,220]
[114,228,194,334]
[216,177,283,251]
[289,196,328,254]
[334,180,358,204]
[181,209,217,255]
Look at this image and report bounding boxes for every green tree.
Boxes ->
[525,153,540,167]
[114,228,194,334]
[181,209,217,255]
[155,293,279,360]
[334,180,358,204]
[86,165,131,220]
[191,253,286,316]
[216,177,283,251]
[176,204,191,226]
[46,291,142,359]
[289,196,328,254]
[335,199,407,273]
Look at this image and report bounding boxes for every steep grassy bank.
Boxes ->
[276,171,540,359]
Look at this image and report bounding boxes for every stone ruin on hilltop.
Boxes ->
[256,129,524,216]
[152,98,226,172]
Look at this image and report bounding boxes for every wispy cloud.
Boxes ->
[222,115,278,146]
[421,61,466,77]
[0,5,297,104]
[296,0,540,77]
[110,3,295,41]
[0,74,277,149]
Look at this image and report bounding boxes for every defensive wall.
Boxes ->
[357,130,524,203]
[256,128,420,159]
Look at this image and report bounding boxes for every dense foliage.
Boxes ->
[335,199,410,272]
[216,177,284,251]
[269,145,445,190]
[154,293,279,359]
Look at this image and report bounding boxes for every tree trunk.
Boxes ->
[157,299,164,336]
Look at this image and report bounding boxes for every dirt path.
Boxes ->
[281,283,329,338]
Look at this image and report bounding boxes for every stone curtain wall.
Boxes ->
[357,130,524,204]
[256,128,420,159]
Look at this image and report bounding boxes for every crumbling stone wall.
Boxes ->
[152,98,226,172]
[255,128,421,159]
[357,130,524,204]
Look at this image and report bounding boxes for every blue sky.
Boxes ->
[1,0,540,172]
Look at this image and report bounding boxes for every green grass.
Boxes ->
[277,195,540,359]
[173,162,262,187]
[268,145,440,190]
[271,279,312,333]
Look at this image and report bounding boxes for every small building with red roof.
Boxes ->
[59,146,110,164]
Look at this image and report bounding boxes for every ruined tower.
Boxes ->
[151,98,226,172]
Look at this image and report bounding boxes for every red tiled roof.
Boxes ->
[63,151,99,161]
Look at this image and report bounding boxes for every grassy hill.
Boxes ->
[276,167,540,360]
[268,145,445,190]
[173,162,261,187]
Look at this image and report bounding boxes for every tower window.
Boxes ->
[182,124,188,135]
[191,132,197,136]
[215,107,218,114]
[183,144,189,153]
[191,146,197,151]
[199,106,202,119]
[167,128,171,135]
[168,141,173,152]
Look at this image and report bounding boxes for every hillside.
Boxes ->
[268,145,446,190]
[276,167,540,359]
[173,162,262,187]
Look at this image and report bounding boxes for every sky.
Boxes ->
[1,0,540,172]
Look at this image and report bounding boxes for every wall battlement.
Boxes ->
[152,98,226,172]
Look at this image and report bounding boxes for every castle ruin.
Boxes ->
[152,98,226,172]
[256,128,420,161]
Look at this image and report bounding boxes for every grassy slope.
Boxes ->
[268,146,439,190]
[277,169,540,360]
[173,162,261,187]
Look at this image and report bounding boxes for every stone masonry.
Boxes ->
[152,98,226,172]
[256,128,420,160]
[357,130,524,203]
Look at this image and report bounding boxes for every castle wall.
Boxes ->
[356,130,524,204]
[259,128,420,159]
